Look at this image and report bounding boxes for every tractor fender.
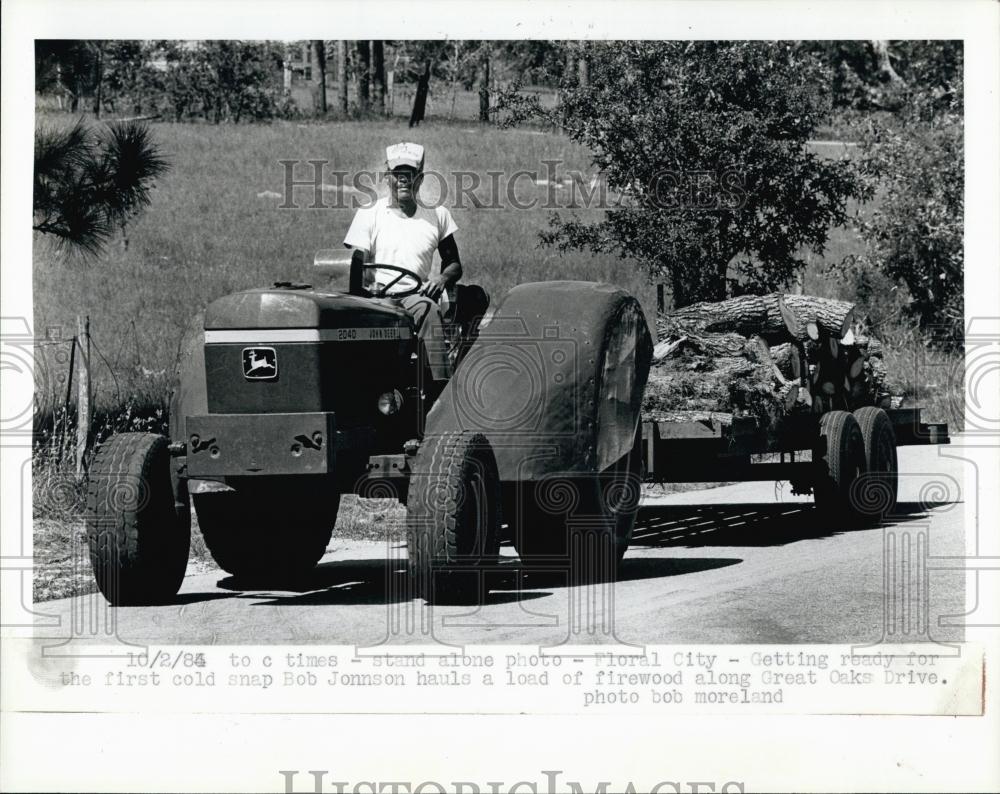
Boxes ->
[168,311,207,445]
[424,280,652,481]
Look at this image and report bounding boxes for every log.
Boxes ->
[778,381,798,411]
[649,293,893,432]
[652,336,687,361]
[849,379,869,407]
[856,335,884,358]
[674,332,748,358]
[744,334,788,385]
[771,343,800,382]
[662,292,794,344]
[778,299,803,339]
[803,338,822,364]
[642,409,734,425]
[782,295,856,338]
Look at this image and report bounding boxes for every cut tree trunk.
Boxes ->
[649,292,898,433]
[771,343,804,382]
[642,409,734,425]
[659,293,797,344]
[782,295,855,339]
[675,332,750,358]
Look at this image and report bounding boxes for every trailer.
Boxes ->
[639,406,950,522]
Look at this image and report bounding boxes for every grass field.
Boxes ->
[31,112,964,601]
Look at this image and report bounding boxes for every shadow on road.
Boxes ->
[206,554,743,607]
[632,500,954,548]
[496,556,742,591]
[170,500,955,607]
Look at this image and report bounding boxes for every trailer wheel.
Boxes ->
[812,411,867,524]
[86,433,191,605]
[407,431,501,604]
[193,486,337,583]
[507,428,642,579]
[853,406,898,523]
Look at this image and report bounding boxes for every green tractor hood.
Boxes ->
[204,287,411,330]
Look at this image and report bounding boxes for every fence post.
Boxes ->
[75,315,91,478]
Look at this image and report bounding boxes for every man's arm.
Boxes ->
[422,234,462,301]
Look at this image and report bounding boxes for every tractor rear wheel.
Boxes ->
[86,433,191,605]
[192,483,337,583]
[507,427,642,579]
[812,410,867,525]
[406,431,501,604]
[853,406,898,523]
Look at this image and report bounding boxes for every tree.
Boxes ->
[477,43,491,122]
[337,41,349,114]
[372,40,386,115]
[409,60,431,127]
[33,120,169,255]
[795,40,962,112]
[851,50,964,337]
[156,41,285,123]
[313,40,327,113]
[404,41,448,128]
[356,40,371,113]
[497,41,867,307]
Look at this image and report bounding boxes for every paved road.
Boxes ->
[36,444,966,646]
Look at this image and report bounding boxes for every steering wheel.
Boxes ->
[362,264,424,299]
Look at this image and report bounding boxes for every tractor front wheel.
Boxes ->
[406,431,501,604]
[86,433,191,605]
[193,484,337,583]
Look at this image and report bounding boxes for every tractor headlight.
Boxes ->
[377,389,404,415]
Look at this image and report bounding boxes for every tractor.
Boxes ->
[85,257,653,605]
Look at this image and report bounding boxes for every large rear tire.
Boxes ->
[406,431,501,604]
[852,406,898,523]
[86,433,190,605]
[507,427,642,578]
[813,411,867,525]
[193,483,337,583]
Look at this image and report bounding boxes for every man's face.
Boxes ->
[388,166,422,202]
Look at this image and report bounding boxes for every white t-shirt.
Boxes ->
[343,197,459,293]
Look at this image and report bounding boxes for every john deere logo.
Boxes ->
[242,347,277,380]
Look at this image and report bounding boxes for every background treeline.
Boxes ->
[35,40,961,125]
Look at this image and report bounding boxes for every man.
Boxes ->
[343,142,467,382]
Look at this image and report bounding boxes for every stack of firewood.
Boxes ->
[643,293,900,427]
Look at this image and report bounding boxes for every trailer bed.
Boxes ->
[641,407,949,484]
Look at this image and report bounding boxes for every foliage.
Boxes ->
[849,67,964,338]
[153,41,288,123]
[36,40,292,122]
[34,120,169,255]
[796,41,963,113]
[496,41,868,306]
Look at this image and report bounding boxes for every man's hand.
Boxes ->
[420,274,448,302]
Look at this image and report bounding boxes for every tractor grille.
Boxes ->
[204,336,408,427]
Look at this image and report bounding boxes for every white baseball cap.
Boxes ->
[386,142,425,171]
